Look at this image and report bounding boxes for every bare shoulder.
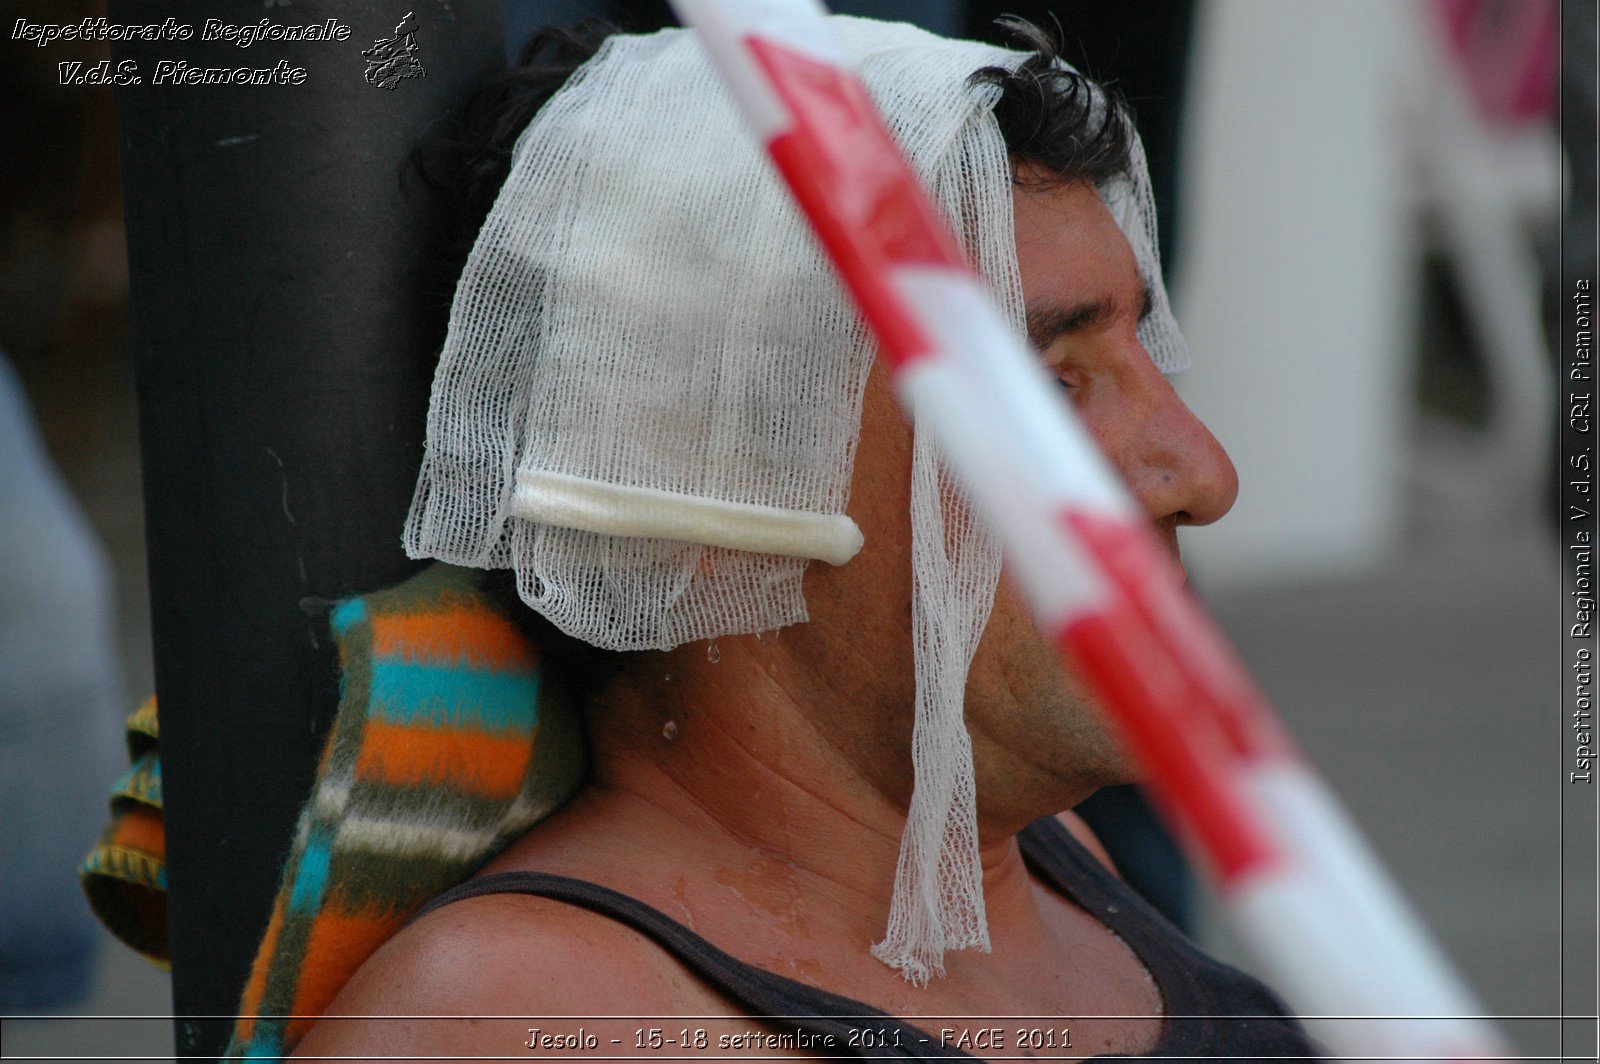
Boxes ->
[291,890,727,1062]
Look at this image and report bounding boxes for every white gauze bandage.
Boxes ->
[404,15,1186,984]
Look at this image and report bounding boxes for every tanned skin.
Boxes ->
[294,174,1239,1063]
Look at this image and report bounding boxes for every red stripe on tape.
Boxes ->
[1068,509,1292,762]
[1059,511,1289,882]
[748,35,969,370]
[1062,611,1276,882]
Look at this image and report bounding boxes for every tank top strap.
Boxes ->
[410,871,973,1061]
[1017,816,1321,1060]
[1016,817,1212,1012]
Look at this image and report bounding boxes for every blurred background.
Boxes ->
[0,0,1584,1059]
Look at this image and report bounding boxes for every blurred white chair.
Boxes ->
[1403,0,1560,521]
[1175,0,1559,591]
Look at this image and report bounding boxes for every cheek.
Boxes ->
[967,575,1056,709]
[809,362,916,621]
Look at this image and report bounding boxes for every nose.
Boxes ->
[1099,357,1239,533]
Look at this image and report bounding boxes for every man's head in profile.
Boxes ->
[296,15,1318,1061]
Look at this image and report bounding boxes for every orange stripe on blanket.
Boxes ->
[353,718,534,800]
[235,898,286,1044]
[285,906,408,1044]
[370,608,537,672]
[111,806,166,856]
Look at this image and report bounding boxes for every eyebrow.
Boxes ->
[1025,283,1153,350]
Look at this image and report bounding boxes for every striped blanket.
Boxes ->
[219,562,588,1059]
[80,696,168,968]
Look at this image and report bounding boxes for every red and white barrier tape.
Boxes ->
[670,0,1508,1058]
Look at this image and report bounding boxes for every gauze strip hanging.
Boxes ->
[405,16,1185,980]
[870,427,1005,983]
[866,98,1020,983]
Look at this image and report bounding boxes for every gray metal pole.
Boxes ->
[107,3,505,1057]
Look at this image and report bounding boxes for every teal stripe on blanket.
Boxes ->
[329,597,368,636]
[288,830,334,915]
[243,1033,284,1060]
[367,661,540,733]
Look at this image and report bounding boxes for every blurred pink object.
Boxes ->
[1433,0,1557,125]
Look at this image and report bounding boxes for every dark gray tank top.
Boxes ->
[413,816,1322,1061]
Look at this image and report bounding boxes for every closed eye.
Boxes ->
[1025,282,1152,352]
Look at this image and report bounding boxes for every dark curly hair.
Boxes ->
[406,17,1135,697]
[407,20,620,316]
[971,16,1134,189]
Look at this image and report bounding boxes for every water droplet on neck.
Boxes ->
[662,720,678,741]
[662,672,672,684]
[755,630,764,642]
[706,642,720,663]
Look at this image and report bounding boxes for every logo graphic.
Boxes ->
[362,12,424,90]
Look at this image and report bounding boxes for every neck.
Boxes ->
[577,628,1083,956]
